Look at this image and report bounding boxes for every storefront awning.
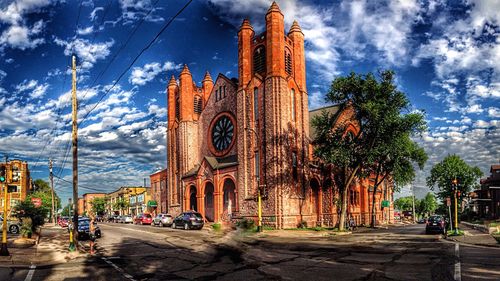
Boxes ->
[147,200,158,207]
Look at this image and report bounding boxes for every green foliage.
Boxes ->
[13,199,48,232]
[20,217,33,238]
[419,192,438,217]
[394,196,413,211]
[426,154,483,201]
[29,179,62,218]
[447,229,465,236]
[90,197,106,216]
[236,218,255,230]
[113,197,129,212]
[212,223,221,231]
[312,70,427,230]
[61,203,71,216]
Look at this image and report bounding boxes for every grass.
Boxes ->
[488,222,500,228]
[447,229,465,236]
[211,223,221,231]
[284,227,339,232]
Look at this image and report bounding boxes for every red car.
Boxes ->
[134,214,153,225]
[58,216,70,227]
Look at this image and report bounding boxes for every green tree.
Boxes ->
[13,199,49,231]
[419,192,438,217]
[312,70,426,230]
[61,203,71,216]
[394,196,413,211]
[90,197,106,216]
[29,179,62,221]
[113,197,129,214]
[426,155,482,201]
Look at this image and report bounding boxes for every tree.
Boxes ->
[90,197,106,216]
[61,203,71,216]
[29,179,62,221]
[312,70,426,230]
[426,154,482,220]
[419,192,438,217]
[113,197,129,214]
[394,196,413,211]
[13,199,49,231]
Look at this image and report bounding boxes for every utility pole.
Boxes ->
[50,159,55,225]
[70,55,78,251]
[0,155,9,256]
[411,185,416,223]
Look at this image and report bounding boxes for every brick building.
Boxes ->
[166,2,393,228]
[0,159,31,218]
[150,169,167,214]
[472,164,500,219]
[81,193,106,215]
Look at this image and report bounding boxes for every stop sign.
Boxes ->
[31,198,42,208]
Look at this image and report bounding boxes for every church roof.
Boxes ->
[308,104,343,141]
[182,155,238,178]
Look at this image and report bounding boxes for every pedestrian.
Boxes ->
[89,215,97,255]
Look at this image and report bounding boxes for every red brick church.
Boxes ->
[165,2,394,228]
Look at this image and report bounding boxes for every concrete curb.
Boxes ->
[445,236,500,248]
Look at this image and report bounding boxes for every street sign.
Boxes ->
[31,198,42,208]
[381,200,390,208]
[446,197,451,206]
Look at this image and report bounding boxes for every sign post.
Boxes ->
[446,197,452,232]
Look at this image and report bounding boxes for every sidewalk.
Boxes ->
[447,223,500,248]
[0,225,90,267]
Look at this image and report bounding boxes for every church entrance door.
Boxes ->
[189,185,197,211]
[222,178,236,221]
[204,182,215,222]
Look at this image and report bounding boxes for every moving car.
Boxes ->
[58,216,70,227]
[76,218,101,240]
[119,215,133,224]
[134,214,153,225]
[152,213,173,227]
[171,211,204,230]
[0,216,20,234]
[425,215,446,234]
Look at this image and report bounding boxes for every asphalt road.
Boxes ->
[1,222,499,280]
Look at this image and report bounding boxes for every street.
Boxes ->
[1,223,499,281]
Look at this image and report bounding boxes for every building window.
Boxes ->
[292,151,298,180]
[175,98,180,120]
[253,46,266,75]
[215,89,219,101]
[194,96,202,114]
[253,87,259,123]
[223,85,226,98]
[285,51,292,75]
[291,88,296,121]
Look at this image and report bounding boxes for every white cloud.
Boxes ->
[119,0,164,25]
[488,107,500,118]
[15,79,49,99]
[77,26,94,36]
[128,61,181,86]
[54,38,114,69]
[90,7,104,21]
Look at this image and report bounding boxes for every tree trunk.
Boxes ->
[339,187,348,231]
[370,184,379,228]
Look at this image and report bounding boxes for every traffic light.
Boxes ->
[0,166,5,183]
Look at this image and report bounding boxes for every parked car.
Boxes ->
[120,215,133,224]
[171,211,204,230]
[134,214,153,225]
[76,218,101,240]
[58,216,70,227]
[113,215,122,223]
[0,216,20,234]
[152,213,173,227]
[425,215,447,234]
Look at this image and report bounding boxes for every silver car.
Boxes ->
[120,215,133,224]
[0,216,20,234]
[152,213,173,227]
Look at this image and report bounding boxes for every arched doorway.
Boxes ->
[223,178,236,216]
[204,182,215,222]
[189,185,197,211]
[310,178,320,221]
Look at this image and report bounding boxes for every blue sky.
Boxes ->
[0,0,498,204]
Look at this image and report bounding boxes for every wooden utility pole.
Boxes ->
[0,155,9,256]
[50,159,55,225]
[70,55,78,251]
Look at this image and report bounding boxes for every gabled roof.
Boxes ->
[308,104,343,141]
[183,155,238,179]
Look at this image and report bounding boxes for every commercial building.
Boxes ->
[0,159,31,218]
[472,164,500,219]
[105,187,151,216]
[150,169,167,214]
[165,2,393,228]
[81,193,106,216]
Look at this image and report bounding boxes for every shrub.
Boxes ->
[20,217,33,238]
[14,199,49,232]
[212,223,222,231]
[236,218,255,230]
[297,221,307,229]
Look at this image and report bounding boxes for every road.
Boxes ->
[1,222,499,280]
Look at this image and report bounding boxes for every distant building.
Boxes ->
[77,198,84,216]
[150,169,167,214]
[105,187,151,216]
[81,193,106,215]
[473,164,500,219]
[0,159,31,218]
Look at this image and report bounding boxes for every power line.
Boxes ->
[80,0,193,124]
[53,174,106,193]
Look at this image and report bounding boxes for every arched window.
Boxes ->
[253,87,259,123]
[194,96,202,114]
[253,46,266,75]
[285,50,292,75]
[175,98,180,120]
[292,151,298,180]
[291,88,296,121]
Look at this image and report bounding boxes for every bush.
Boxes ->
[13,199,49,232]
[297,221,307,229]
[20,217,33,238]
[236,218,255,230]
[212,223,221,231]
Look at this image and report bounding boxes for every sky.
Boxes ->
[0,0,498,205]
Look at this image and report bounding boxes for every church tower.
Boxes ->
[236,1,309,229]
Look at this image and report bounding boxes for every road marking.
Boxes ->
[101,257,136,281]
[24,264,36,281]
[454,243,461,281]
